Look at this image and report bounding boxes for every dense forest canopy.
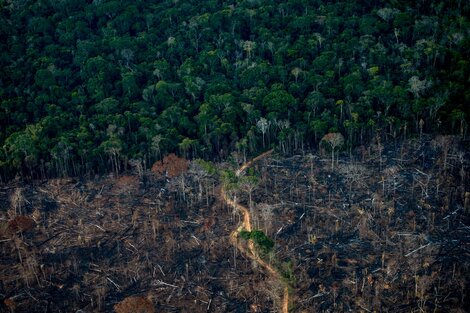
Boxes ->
[0,0,469,180]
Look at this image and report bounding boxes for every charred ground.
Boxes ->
[1,135,469,312]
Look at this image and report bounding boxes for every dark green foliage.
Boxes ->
[221,169,239,193]
[239,229,274,255]
[279,260,296,284]
[195,159,218,176]
[250,230,274,253]
[1,0,469,180]
[239,230,251,241]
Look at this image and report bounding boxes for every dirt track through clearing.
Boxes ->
[221,150,290,313]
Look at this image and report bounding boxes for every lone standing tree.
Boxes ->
[321,133,345,169]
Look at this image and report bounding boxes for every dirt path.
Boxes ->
[221,150,290,313]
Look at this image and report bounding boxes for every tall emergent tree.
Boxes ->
[321,133,345,169]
